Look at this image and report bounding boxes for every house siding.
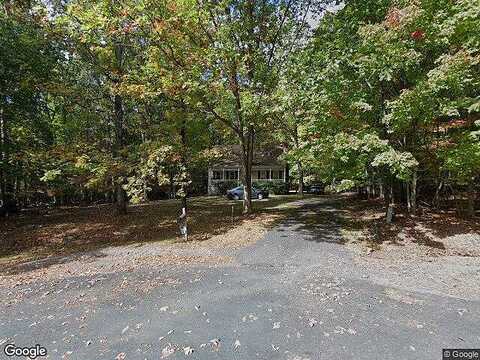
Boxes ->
[207,165,288,195]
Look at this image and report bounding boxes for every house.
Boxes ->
[207,145,289,195]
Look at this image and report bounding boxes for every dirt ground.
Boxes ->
[0,195,298,272]
[340,197,480,257]
[340,197,480,300]
[1,194,479,299]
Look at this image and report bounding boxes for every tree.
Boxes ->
[270,54,312,196]
[296,0,479,219]
[135,0,320,213]
[57,0,143,214]
[0,3,58,205]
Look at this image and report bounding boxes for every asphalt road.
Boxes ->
[1,198,479,360]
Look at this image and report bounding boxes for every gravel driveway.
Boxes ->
[1,197,479,359]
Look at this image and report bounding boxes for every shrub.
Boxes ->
[212,180,241,195]
[254,181,288,195]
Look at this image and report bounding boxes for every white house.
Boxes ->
[207,145,288,195]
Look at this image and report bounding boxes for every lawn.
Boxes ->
[0,195,304,270]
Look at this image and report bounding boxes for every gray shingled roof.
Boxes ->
[211,145,286,167]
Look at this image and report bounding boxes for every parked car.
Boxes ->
[226,186,269,200]
[307,184,324,195]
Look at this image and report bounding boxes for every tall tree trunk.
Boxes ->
[0,106,14,204]
[406,181,411,213]
[169,171,175,199]
[411,170,417,214]
[296,161,304,197]
[113,43,127,215]
[386,182,395,223]
[0,107,6,203]
[179,113,188,240]
[433,179,443,209]
[285,163,290,193]
[113,93,127,215]
[293,125,303,197]
[241,125,254,214]
[229,60,253,215]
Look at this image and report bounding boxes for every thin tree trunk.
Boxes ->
[386,182,395,223]
[0,107,6,203]
[230,61,253,214]
[406,182,411,213]
[296,161,304,197]
[433,179,443,209]
[169,171,175,199]
[379,182,385,200]
[113,93,127,215]
[113,42,127,215]
[241,125,254,214]
[411,170,417,214]
[179,113,189,239]
[0,107,14,205]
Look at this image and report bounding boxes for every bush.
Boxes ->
[212,180,241,195]
[254,181,288,195]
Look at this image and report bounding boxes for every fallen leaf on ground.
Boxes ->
[183,347,194,355]
[161,344,176,358]
[210,338,221,349]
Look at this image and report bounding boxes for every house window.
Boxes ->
[213,170,223,180]
[272,170,284,180]
[225,169,239,180]
[258,170,270,180]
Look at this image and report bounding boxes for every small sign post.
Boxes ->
[178,207,188,241]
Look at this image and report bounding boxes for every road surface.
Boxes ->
[1,197,479,359]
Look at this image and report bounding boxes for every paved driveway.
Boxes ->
[1,197,479,359]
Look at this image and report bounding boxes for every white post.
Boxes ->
[178,207,188,241]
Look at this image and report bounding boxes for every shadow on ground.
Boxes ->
[274,200,346,245]
[0,195,303,274]
[339,196,480,251]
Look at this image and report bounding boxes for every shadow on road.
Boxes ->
[273,196,347,245]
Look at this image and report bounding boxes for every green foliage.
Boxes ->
[1,0,478,216]
[253,181,288,195]
[0,6,59,199]
[296,0,480,199]
[441,122,480,183]
[124,143,186,204]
